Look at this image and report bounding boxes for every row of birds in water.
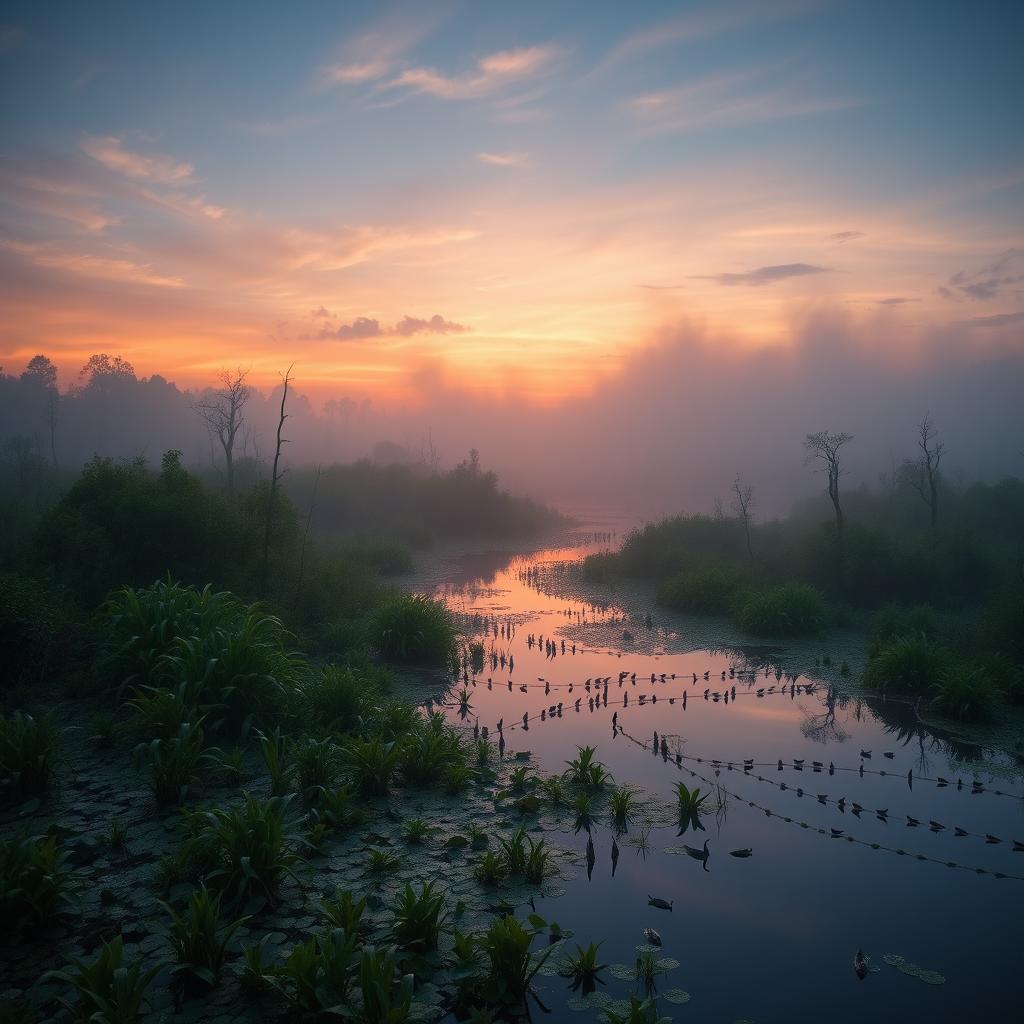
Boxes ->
[612,726,1024,883]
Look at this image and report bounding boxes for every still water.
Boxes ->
[424,519,1023,1023]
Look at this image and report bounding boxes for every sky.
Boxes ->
[1,0,1022,412]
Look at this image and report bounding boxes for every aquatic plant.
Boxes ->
[931,664,997,721]
[565,745,613,789]
[367,848,404,873]
[478,913,553,1007]
[603,993,670,1024]
[523,837,550,884]
[467,823,489,849]
[194,792,299,910]
[560,942,606,991]
[474,737,494,769]
[540,774,566,805]
[400,718,466,787]
[573,791,597,833]
[133,720,209,805]
[863,633,944,692]
[392,881,449,952]
[456,687,473,716]
[371,593,457,666]
[235,936,276,996]
[290,734,341,800]
[445,764,474,793]
[344,734,401,796]
[634,950,666,989]
[276,927,359,1016]
[356,945,415,1024]
[322,888,367,934]
[476,850,507,885]
[161,884,245,993]
[675,782,708,834]
[657,565,746,615]
[0,710,59,797]
[508,765,535,793]
[256,726,290,796]
[45,936,159,1024]
[734,582,825,635]
[1,833,75,929]
[305,663,381,732]
[609,786,636,831]
[403,818,435,844]
[498,828,529,875]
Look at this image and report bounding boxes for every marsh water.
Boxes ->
[422,517,1023,1023]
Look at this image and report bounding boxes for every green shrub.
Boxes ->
[355,945,414,1024]
[161,885,245,993]
[133,721,209,805]
[0,710,59,797]
[392,881,449,953]
[1,833,75,929]
[303,663,387,732]
[370,593,456,666]
[194,792,299,910]
[863,633,944,693]
[46,936,159,1023]
[400,717,465,787]
[343,734,401,796]
[734,583,825,635]
[275,927,359,1016]
[931,664,998,722]
[657,565,745,615]
[868,603,939,656]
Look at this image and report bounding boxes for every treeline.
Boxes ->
[583,430,1024,721]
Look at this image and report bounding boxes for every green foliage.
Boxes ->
[311,784,364,832]
[392,881,449,953]
[734,582,825,635]
[133,720,209,805]
[498,828,529,875]
[581,551,618,585]
[475,850,507,886]
[236,936,276,996]
[868,603,940,656]
[603,994,669,1024]
[322,889,367,934]
[564,746,613,790]
[303,663,388,733]
[371,593,457,666]
[478,914,553,1006]
[45,936,159,1024]
[355,945,415,1024]
[1,833,74,929]
[290,735,341,800]
[257,726,290,796]
[675,782,708,834]
[400,716,466,787]
[193,792,298,910]
[402,818,434,844]
[343,734,401,796]
[560,942,606,989]
[609,786,636,831]
[161,885,245,993]
[0,574,76,690]
[863,633,944,693]
[657,565,746,615]
[0,710,59,797]
[367,848,404,874]
[931,664,998,722]
[276,927,359,1016]
[523,837,550,884]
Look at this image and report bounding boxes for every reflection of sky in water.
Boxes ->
[425,526,1023,1022]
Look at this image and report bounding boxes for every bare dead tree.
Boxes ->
[906,413,946,529]
[805,430,853,581]
[731,474,755,560]
[194,369,251,500]
[260,366,292,599]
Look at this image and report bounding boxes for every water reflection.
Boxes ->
[425,525,1023,1022]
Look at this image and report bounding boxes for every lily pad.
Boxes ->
[608,963,638,980]
[656,957,680,971]
[663,989,691,1004]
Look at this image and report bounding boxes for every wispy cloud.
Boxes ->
[476,151,531,168]
[940,249,1023,301]
[313,313,467,340]
[877,296,916,305]
[700,263,830,286]
[629,64,859,134]
[81,135,195,185]
[386,45,560,101]
[829,230,864,243]
[0,238,184,288]
[957,311,1024,327]
[593,0,824,76]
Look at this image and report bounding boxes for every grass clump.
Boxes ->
[392,881,449,953]
[343,734,401,796]
[371,593,457,666]
[1,833,75,929]
[733,582,825,635]
[161,884,245,994]
[863,633,943,693]
[931,664,998,722]
[657,565,746,615]
[0,710,59,797]
[133,720,209,805]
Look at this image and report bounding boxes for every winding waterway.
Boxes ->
[423,516,1023,1023]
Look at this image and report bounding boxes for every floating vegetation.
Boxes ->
[662,989,691,1004]
[882,954,946,985]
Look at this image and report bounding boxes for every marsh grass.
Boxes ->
[161,884,245,993]
[733,582,825,635]
[371,593,456,666]
[1,833,75,929]
[322,889,367,934]
[609,786,636,832]
[344,734,401,796]
[133,720,209,805]
[0,710,60,797]
[392,881,449,953]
